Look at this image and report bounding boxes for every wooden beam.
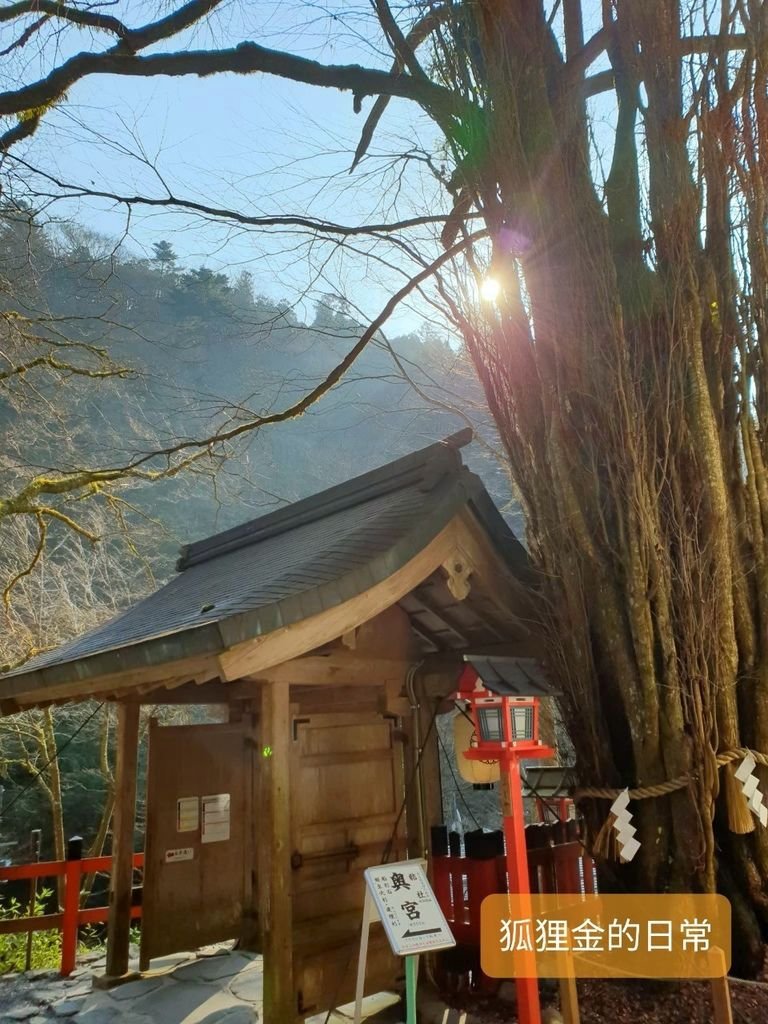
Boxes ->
[11,653,220,709]
[407,586,470,645]
[353,604,419,659]
[218,522,461,681]
[122,680,232,705]
[710,949,733,1024]
[259,681,295,1022]
[454,509,538,624]
[105,702,140,980]
[419,641,549,685]
[442,546,474,600]
[235,653,410,688]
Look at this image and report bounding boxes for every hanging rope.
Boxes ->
[575,775,690,801]
[574,746,768,802]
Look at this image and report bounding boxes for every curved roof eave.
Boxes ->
[0,472,494,704]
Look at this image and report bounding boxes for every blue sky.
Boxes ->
[9,2,446,332]
[7,1,616,335]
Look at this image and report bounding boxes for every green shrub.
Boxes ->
[0,888,109,974]
[0,887,60,973]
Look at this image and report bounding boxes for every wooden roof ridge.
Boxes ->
[177,428,473,571]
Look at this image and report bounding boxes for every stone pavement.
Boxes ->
[0,946,410,1024]
[1,945,264,1024]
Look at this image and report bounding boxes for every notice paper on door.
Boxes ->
[176,796,199,833]
[201,793,231,844]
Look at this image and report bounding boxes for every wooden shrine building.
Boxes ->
[0,429,542,1021]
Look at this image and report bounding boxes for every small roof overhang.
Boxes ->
[464,655,559,698]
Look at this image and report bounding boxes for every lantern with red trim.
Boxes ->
[456,656,555,765]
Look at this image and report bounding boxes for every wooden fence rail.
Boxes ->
[0,843,144,976]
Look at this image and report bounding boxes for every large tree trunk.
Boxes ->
[442,0,768,974]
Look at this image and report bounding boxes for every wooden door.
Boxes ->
[290,710,407,1017]
[140,719,252,968]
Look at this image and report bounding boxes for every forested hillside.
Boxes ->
[0,210,517,859]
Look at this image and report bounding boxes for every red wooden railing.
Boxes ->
[0,849,144,976]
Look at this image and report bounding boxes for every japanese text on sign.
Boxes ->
[364,860,455,956]
[481,894,731,979]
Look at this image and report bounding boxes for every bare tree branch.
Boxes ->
[8,158,466,236]
[0,41,469,150]
[0,1,130,39]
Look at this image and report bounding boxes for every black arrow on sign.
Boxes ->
[402,926,442,938]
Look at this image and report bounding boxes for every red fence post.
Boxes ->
[430,826,452,926]
[61,836,83,977]
[557,843,581,895]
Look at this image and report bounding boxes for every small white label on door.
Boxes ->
[176,796,199,833]
[201,793,231,844]
[165,847,194,863]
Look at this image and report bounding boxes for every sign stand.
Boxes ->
[404,954,418,1024]
[354,859,455,1024]
[353,886,378,1024]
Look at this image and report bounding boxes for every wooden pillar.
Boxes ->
[558,975,581,1024]
[105,701,140,979]
[259,681,295,1021]
[710,948,733,1024]
[240,703,260,952]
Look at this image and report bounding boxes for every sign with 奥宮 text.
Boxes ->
[364,860,455,956]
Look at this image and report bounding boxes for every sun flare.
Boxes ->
[480,276,501,302]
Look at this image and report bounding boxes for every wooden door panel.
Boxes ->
[291,710,405,1012]
[141,720,250,968]
[294,762,397,826]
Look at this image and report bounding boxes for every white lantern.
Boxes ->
[452,707,500,786]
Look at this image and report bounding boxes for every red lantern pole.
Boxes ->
[501,755,541,1024]
[497,688,542,1024]
[458,667,554,1024]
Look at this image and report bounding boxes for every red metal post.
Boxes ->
[501,756,542,1024]
[61,837,83,977]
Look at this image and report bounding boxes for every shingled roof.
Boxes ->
[0,429,534,704]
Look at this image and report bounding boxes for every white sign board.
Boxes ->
[201,793,231,844]
[165,847,194,864]
[176,796,199,833]
[364,860,455,956]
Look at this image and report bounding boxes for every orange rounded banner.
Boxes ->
[481,893,731,979]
